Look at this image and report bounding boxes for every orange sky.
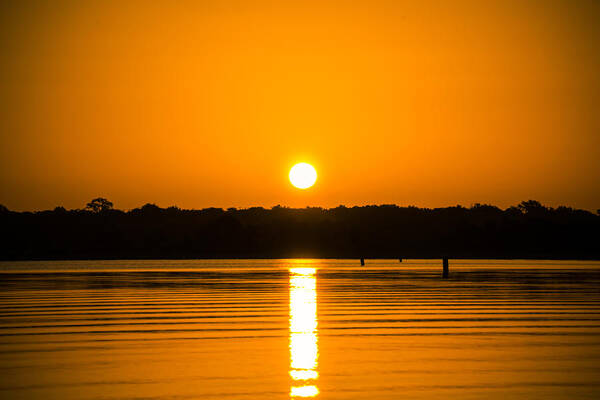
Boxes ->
[1,0,599,211]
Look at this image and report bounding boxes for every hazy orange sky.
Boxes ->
[1,0,599,211]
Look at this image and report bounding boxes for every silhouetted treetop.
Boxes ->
[85,198,113,213]
[518,200,547,215]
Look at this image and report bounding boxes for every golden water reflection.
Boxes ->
[289,266,319,398]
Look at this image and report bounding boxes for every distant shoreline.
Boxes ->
[2,200,598,261]
[2,257,600,262]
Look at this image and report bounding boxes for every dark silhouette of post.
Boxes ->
[360,258,365,266]
[442,257,449,278]
[399,258,403,263]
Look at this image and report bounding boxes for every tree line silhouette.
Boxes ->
[0,199,598,260]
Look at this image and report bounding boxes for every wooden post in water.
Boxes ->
[442,257,449,278]
[399,258,403,263]
[360,258,365,266]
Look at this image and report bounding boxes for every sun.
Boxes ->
[289,163,317,189]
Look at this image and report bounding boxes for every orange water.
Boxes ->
[1,259,599,399]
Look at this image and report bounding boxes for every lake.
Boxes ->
[1,259,599,399]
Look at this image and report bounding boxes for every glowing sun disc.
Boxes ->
[289,163,317,189]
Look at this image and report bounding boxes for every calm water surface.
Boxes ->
[1,259,599,399]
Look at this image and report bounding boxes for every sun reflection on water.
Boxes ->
[289,266,319,398]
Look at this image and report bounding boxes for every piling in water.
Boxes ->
[399,258,403,263]
[442,257,449,278]
[360,258,365,266]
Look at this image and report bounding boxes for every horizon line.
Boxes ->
[2,199,598,214]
